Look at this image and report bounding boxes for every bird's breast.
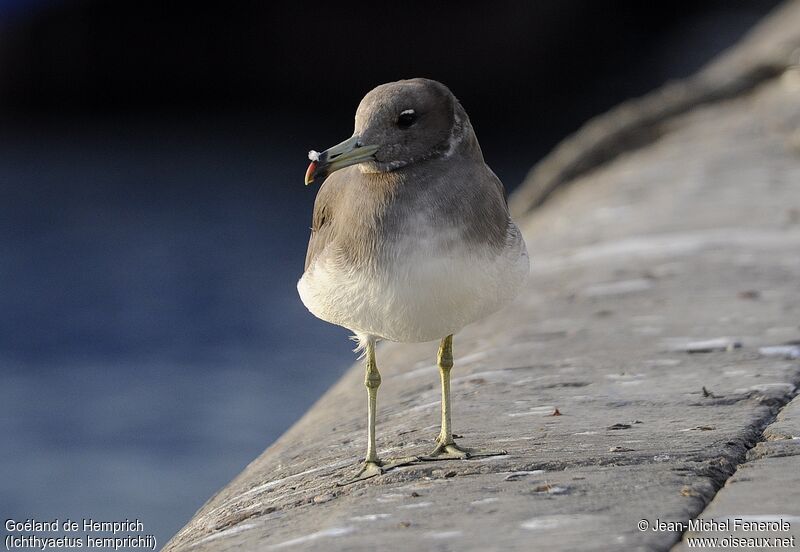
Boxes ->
[298,222,529,343]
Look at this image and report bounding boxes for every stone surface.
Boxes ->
[164,3,800,551]
[672,396,800,550]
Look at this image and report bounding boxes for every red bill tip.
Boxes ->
[304,161,317,185]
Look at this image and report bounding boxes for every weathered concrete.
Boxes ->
[164,3,800,550]
[672,395,800,550]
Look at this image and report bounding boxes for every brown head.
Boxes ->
[305,78,472,185]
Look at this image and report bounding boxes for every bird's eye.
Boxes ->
[396,109,417,129]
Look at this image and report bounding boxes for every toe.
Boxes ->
[337,461,383,486]
[418,442,507,461]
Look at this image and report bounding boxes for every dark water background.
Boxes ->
[0,117,363,542]
[0,1,778,545]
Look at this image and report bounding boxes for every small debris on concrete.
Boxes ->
[504,470,546,481]
[682,426,716,431]
[758,345,800,359]
[609,446,635,452]
[550,407,562,416]
[508,405,561,417]
[702,386,723,399]
[313,493,335,504]
[680,486,699,497]
[532,484,570,495]
[607,423,632,430]
[737,289,760,300]
[681,338,742,353]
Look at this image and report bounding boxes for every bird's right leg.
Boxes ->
[359,338,383,478]
[338,338,415,486]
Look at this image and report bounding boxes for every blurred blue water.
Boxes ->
[0,118,359,544]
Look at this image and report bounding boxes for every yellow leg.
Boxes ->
[365,338,382,458]
[338,338,416,485]
[421,335,507,461]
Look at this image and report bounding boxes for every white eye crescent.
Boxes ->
[397,109,418,129]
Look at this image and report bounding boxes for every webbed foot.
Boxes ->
[418,440,507,461]
[337,456,418,486]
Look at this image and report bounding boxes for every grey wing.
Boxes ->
[486,166,509,207]
[304,208,332,272]
[303,173,344,271]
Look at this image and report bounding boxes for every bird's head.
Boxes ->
[305,78,470,185]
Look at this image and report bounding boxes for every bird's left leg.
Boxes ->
[420,335,507,460]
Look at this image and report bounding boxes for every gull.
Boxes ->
[299,78,529,483]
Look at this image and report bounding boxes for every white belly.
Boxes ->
[297,226,529,343]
